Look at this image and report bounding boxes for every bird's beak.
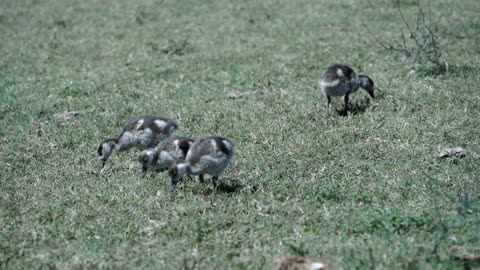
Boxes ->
[101,159,106,168]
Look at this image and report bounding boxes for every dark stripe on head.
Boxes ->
[138,152,148,163]
[98,139,117,156]
[178,139,193,158]
[165,121,179,134]
[97,144,103,156]
[359,75,374,86]
[214,137,231,156]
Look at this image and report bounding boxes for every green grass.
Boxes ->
[1,0,480,269]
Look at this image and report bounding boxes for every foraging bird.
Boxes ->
[97,116,178,168]
[138,136,194,178]
[273,256,331,270]
[319,64,375,112]
[168,136,234,192]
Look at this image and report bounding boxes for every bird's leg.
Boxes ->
[325,96,331,113]
[140,167,148,178]
[196,174,204,183]
[343,93,349,112]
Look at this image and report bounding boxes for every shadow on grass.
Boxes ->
[447,65,480,77]
[454,258,480,269]
[337,98,372,116]
[216,180,244,194]
[190,178,258,196]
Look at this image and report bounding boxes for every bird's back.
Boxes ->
[319,64,359,96]
[156,136,193,160]
[124,116,177,134]
[118,116,178,148]
[186,137,234,169]
[320,64,356,83]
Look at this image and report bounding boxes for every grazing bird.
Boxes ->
[273,256,331,270]
[97,116,178,168]
[168,136,234,192]
[138,136,194,178]
[319,64,375,112]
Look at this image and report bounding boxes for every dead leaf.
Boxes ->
[53,111,80,120]
[438,147,467,158]
[273,256,331,270]
[448,236,457,242]
[227,92,247,99]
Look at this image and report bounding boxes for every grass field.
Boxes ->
[1,0,480,269]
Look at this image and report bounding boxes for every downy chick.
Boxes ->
[138,136,194,177]
[168,136,234,192]
[319,64,374,112]
[98,116,178,168]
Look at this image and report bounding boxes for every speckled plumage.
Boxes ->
[168,136,234,191]
[319,64,374,111]
[138,136,194,177]
[98,116,178,168]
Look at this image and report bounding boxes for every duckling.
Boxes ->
[273,256,331,270]
[319,64,374,112]
[168,136,234,192]
[138,136,194,178]
[97,116,178,168]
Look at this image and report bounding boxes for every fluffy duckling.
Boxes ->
[98,116,178,168]
[168,136,234,192]
[138,136,194,178]
[273,256,331,270]
[319,64,374,111]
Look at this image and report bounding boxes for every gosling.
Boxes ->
[138,136,194,178]
[98,116,178,168]
[319,64,374,112]
[168,136,234,192]
[273,256,331,270]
